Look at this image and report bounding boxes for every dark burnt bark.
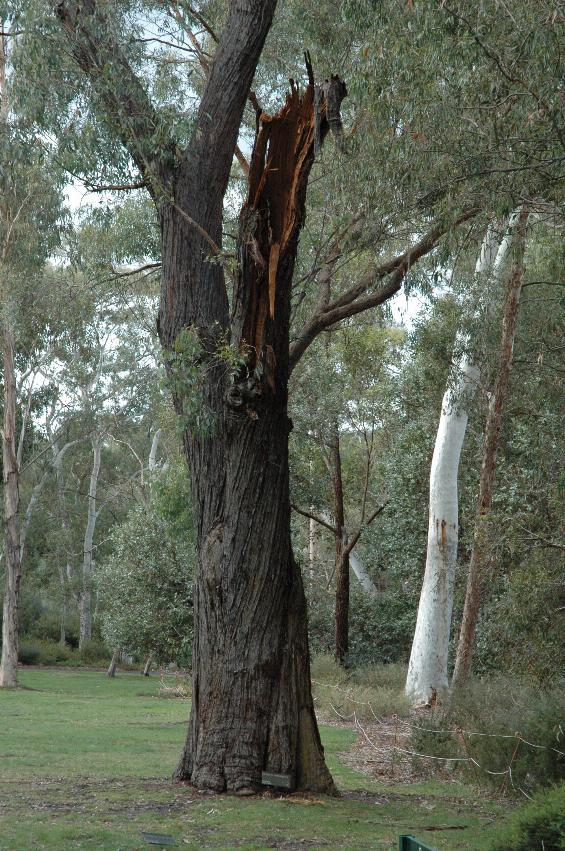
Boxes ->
[329,424,349,667]
[452,207,529,687]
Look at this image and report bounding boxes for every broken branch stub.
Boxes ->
[231,75,347,401]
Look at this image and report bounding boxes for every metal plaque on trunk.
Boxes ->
[261,771,295,790]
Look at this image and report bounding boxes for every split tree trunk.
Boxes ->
[168,81,343,794]
[405,222,513,705]
[163,100,338,785]
[329,424,350,667]
[0,324,21,687]
[452,207,529,686]
[79,437,101,649]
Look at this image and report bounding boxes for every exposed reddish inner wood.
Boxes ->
[236,83,325,372]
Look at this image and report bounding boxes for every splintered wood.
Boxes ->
[233,76,346,386]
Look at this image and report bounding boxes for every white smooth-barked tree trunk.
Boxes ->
[405,221,516,704]
[79,437,102,649]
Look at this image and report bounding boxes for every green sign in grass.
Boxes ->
[398,835,437,851]
[140,831,176,846]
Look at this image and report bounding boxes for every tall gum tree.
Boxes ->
[452,206,530,686]
[54,0,478,791]
[404,219,520,705]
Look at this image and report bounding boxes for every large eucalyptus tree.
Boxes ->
[45,0,482,792]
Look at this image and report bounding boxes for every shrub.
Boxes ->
[310,654,410,722]
[305,579,415,667]
[19,639,73,666]
[17,592,44,635]
[30,612,80,648]
[33,612,63,643]
[96,503,194,667]
[18,639,40,665]
[476,551,565,685]
[79,639,110,664]
[490,783,565,850]
[410,674,564,793]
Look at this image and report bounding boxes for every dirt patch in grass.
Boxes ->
[321,710,456,785]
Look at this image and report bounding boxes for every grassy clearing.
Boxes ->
[0,668,518,849]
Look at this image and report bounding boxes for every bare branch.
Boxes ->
[289,207,479,372]
[343,502,388,560]
[87,179,148,193]
[291,503,338,536]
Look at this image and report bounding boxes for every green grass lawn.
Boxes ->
[0,669,514,850]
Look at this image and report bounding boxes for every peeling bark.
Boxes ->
[405,219,516,705]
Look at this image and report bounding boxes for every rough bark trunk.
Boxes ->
[405,221,516,705]
[329,425,349,667]
[79,438,101,649]
[168,81,342,794]
[0,323,21,687]
[315,510,379,597]
[143,655,152,677]
[452,207,529,686]
[54,0,343,793]
[308,514,317,577]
